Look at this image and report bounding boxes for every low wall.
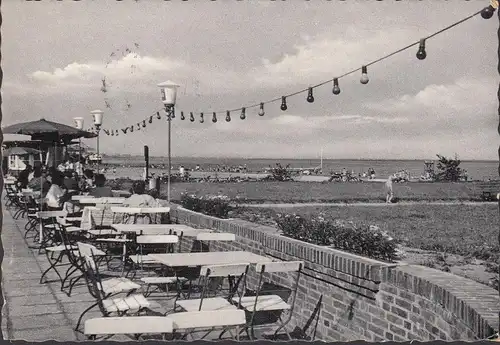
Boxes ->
[169,205,500,342]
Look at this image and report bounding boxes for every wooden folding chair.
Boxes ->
[167,309,247,341]
[175,263,249,312]
[84,316,174,340]
[232,261,303,340]
[127,234,178,277]
[74,242,146,332]
[194,232,236,252]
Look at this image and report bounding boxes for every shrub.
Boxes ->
[275,213,399,262]
[269,163,293,182]
[180,193,233,219]
[436,154,463,182]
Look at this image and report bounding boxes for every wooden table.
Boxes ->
[149,251,272,267]
[111,224,213,237]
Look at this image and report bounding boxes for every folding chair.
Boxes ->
[74,242,146,332]
[36,210,68,251]
[175,263,249,312]
[167,309,247,341]
[193,232,236,252]
[84,316,174,341]
[127,234,178,277]
[232,261,303,340]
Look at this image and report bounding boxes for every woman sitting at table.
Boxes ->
[124,180,160,208]
[45,172,70,210]
[89,174,113,197]
[27,165,50,197]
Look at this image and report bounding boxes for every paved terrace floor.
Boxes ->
[1,206,248,342]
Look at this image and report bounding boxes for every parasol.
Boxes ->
[3,147,41,156]
[3,118,97,142]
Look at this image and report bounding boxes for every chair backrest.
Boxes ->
[196,232,236,242]
[200,263,249,278]
[84,317,174,337]
[255,261,303,273]
[167,310,246,330]
[136,235,178,245]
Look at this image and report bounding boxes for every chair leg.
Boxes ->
[74,302,99,332]
[61,265,80,291]
[40,251,65,284]
[67,273,84,297]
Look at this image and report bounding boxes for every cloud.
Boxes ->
[251,27,420,87]
[364,76,497,117]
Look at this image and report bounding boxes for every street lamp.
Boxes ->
[74,117,84,163]
[157,80,180,203]
[90,109,104,171]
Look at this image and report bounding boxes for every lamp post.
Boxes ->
[74,117,84,163]
[90,109,104,172]
[157,80,179,203]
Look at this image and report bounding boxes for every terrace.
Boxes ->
[2,187,500,341]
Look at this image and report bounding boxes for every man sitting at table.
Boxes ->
[89,174,113,197]
[27,165,50,197]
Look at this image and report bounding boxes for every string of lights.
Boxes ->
[99,2,497,136]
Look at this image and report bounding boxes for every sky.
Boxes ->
[3,0,500,160]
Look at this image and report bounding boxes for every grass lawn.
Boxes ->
[164,181,484,203]
[232,204,499,259]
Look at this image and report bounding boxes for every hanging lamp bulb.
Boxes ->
[115,130,119,136]
[307,87,314,103]
[332,78,341,95]
[360,66,369,84]
[156,111,161,120]
[416,39,427,60]
[280,96,287,111]
[122,128,127,134]
[226,111,231,122]
[149,116,153,124]
[258,103,265,116]
[142,120,146,128]
[180,111,185,120]
[103,129,110,135]
[200,112,204,123]
[130,125,134,133]
[189,112,195,122]
[137,123,141,130]
[481,5,495,19]
[111,131,115,136]
[212,112,217,123]
[240,107,246,120]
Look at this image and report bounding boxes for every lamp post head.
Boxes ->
[90,109,104,129]
[74,117,84,130]
[157,80,180,107]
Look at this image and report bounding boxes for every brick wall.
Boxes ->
[169,205,500,341]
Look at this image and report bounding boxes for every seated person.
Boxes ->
[63,170,80,191]
[123,180,160,208]
[17,164,32,189]
[45,172,69,210]
[79,169,94,192]
[27,165,51,197]
[89,174,113,197]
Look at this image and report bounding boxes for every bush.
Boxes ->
[275,213,399,262]
[436,154,463,182]
[180,193,233,219]
[269,163,293,181]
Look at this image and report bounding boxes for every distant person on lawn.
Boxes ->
[385,175,396,203]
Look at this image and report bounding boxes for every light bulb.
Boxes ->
[258,103,265,116]
[122,128,127,134]
[226,111,231,122]
[104,129,110,135]
[111,131,115,136]
[332,78,341,95]
[142,120,146,128]
[212,112,217,123]
[360,66,369,84]
[416,39,427,60]
[156,112,161,120]
[200,112,204,123]
[149,116,153,124]
[130,125,134,133]
[307,87,314,103]
[180,111,185,120]
[280,96,287,111]
[481,5,495,19]
[137,123,141,130]
[189,112,195,122]
[115,130,119,136]
[240,107,246,120]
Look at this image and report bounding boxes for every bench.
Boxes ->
[477,180,500,201]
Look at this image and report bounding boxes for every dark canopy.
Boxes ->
[3,118,97,143]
